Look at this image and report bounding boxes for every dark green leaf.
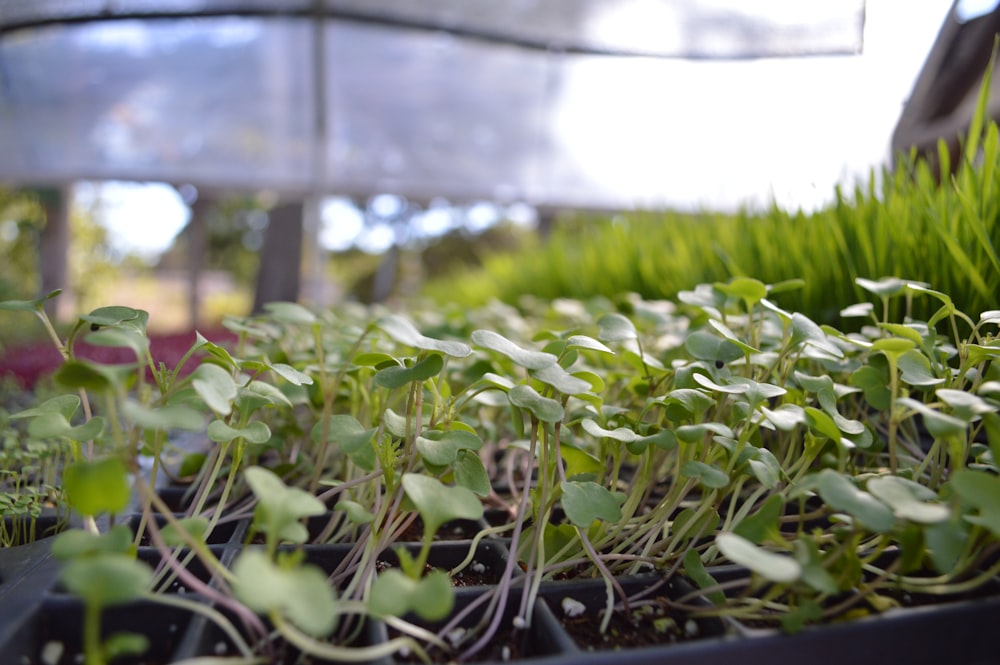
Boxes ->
[454,449,491,497]
[375,353,445,389]
[733,494,783,544]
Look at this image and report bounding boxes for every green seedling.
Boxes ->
[52,526,152,665]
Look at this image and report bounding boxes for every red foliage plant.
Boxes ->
[0,329,238,390]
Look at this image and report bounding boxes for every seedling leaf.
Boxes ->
[815,469,894,532]
[379,315,471,357]
[192,363,238,416]
[471,329,557,369]
[560,480,622,526]
[597,313,638,342]
[402,473,483,537]
[232,549,337,637]
[716,532,801,583]
[508,384,564,422]
[64,457,131,516]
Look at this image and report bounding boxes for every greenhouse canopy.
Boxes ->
[0,1,865,210]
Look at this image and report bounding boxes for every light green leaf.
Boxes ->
[692,373,749,394]
[531,363,593,395]
[85,327,150,357]
[566,335,614,355]
[856,277,907,297]
[80,305,144,329]
[675,422,734,443]
[950,469,1000,538]
[370,568,454,622]
[232,549,338,637]
[684,330,744,363]
[791,312,843,358]
[11,394,81,420]
[867,476,949,524]
[596,313,638,342]
[378,315,472,357]
[716,532,801,583]
[471,329,556,369]
[760,404,806,431]
[680,461,729,489]
[192,363,238,416]
[335,500,375,524]
[0,290,61,311]
[263,301,317,325]
[508,384,564,422]
[655,388,716,420]
[312,415,377,460]
[896,398,968,439]
[245,466,325,545]
[707,319,760,354]
[560,480,622,526]
[270,362,314,386]
[64,457,131,516]
[683,549,725,605]
[240,380,295,409]
[581,418,642,443]
[715,277,767,305]
[402,473,483,536]
[793,538,839,595]
[804,407,844,442]
[207,419,271,445]
[161,517,210,547]
[560,443,604,478]
[122,400,205,431]
[897,350,944,387]
[416,429,484,466]
[747,447,782,488]
[61,554,153,607]
[816,469,894,532]
[937,389,997,419]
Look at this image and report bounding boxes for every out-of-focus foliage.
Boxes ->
[0,188,44,302]
[162,195,267,285]
[343,221,534,303]
[424,121,1000,329]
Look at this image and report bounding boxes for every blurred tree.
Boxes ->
[163,194,267,285]
[0,188,44,302]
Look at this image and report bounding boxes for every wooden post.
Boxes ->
[252,200,304,313]
[187,194,210,329]
[37,185,71,322]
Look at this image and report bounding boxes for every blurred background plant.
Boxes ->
[423,125,1000,329]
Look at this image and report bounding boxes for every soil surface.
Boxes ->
[557,596,706,651]
[374,558,501,587]
[392,625,533,663]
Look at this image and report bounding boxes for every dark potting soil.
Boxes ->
[373,558,500,587]
[392,625,533,664]
[395,516,484,542]
[557,596,705,651]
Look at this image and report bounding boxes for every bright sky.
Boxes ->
[77,0,960,258]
